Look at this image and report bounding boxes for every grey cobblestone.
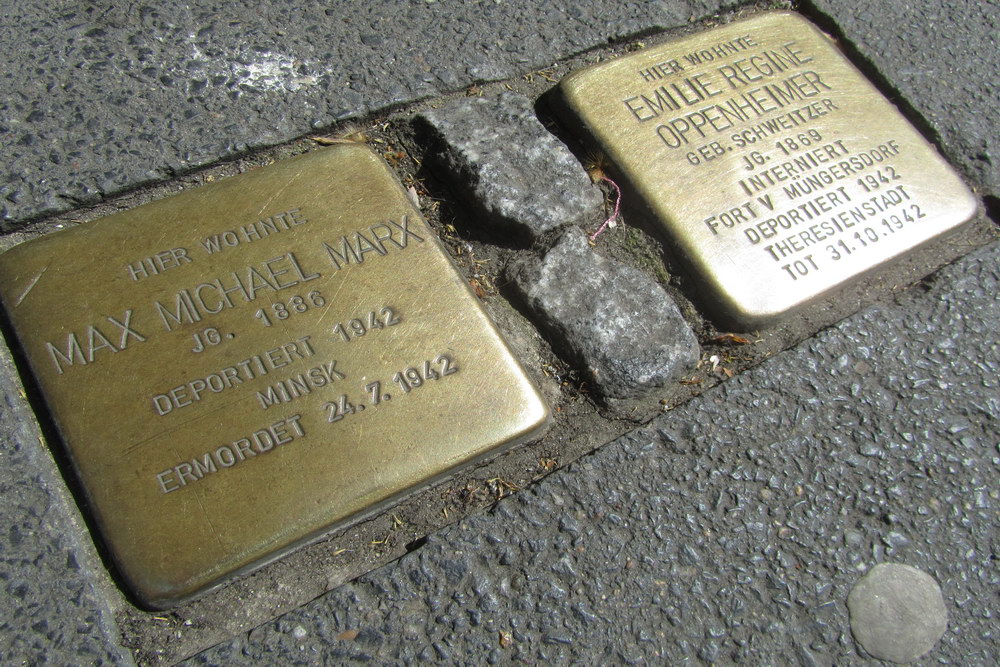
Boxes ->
[0,0,727,227]
[188,238,1000,665]
[1,1,996,664]
[417,93,603,242]
[509,228,699,400]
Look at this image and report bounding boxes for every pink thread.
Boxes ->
[589,176,622,241]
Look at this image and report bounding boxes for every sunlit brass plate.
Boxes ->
[558,11,977,327]
[0,145,550,608]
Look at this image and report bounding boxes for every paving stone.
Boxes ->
[508,227,699,400]
[806,0,1000,197]
[416,93,603,241]
[847,563,948,663]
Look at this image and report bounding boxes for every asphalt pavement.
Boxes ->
[189,235,1000,664]
[1,0,997,664]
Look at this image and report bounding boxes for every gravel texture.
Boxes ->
[848,563,949,663]
[417,93,603,242]
[0,345,131,666]
[0,0,728,228]
[805,0,1000,198]
[510,228,699,400]
[2,2,998,664]
[186,239,1000,666]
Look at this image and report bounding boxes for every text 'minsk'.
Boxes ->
[0,145,550,608]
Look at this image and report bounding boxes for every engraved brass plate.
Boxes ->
[558,11,977,327]
[0,145,550,608]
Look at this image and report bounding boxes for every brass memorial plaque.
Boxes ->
[558,12,977,327]
[0,145,550,608]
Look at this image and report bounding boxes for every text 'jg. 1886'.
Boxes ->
[0,144,550,609]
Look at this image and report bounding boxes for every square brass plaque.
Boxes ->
[0,145,550,609]
[558,11,977,327]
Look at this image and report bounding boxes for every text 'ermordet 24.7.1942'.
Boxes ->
[0,144,550,609]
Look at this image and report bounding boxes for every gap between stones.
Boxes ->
[5,3,997,664]
[795,0,947,157]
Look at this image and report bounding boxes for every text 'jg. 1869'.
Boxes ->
[557,11,977,327]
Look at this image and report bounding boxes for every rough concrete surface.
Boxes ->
[510,228,700,400]
[848,563,949,663]
[0,0,729,227]
[186,240,1000,664]
[805,0,1000,197]
[417,93,603,241]
[2,1,998,664]
[0,346,131,666]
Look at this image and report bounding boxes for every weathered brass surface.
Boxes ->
[0,145,550,609]
[558,11,977,328]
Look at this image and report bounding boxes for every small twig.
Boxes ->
[589,176,622,241]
